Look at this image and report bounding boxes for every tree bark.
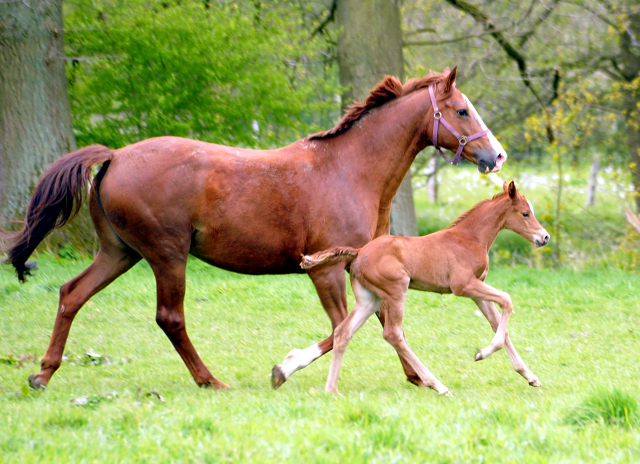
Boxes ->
[586,152,599,207]
[336,0,418,236]
[620,13,640,212]
[0,0,76,226]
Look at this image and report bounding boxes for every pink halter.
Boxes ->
[429,85,491,165]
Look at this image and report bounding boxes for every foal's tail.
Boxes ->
[300,246,360,269]
[3,145,114,282]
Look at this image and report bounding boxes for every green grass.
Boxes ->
[1,255,640,463]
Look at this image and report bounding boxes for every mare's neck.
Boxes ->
[451,196,510,252]
[327,90,432,207]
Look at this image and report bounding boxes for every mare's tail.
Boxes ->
[3,145,114,282]
[300,246,360,269]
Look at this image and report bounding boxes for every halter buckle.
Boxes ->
[434,111,442,119]
[458,135,468,145]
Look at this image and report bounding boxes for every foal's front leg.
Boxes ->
[453,278,513,361]
[474,299,541,387]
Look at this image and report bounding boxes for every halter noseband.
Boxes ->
[429,85,491,165]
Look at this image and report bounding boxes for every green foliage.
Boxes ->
[566,388,639,428]
[64,0,339,149]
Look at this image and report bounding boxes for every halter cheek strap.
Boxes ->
[429,85,491,165]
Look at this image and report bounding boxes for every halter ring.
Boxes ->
[434,111,442,119]
[458,135,468,145]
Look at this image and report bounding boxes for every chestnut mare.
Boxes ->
[6,67,507,390]
[301,182,550,395]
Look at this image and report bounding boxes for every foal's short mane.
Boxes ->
[308,72,447,140]
[446,191,509,229]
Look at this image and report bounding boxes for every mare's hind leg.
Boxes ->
[28,247,140,390]
[474,299,541,387]
[150,259,229,389]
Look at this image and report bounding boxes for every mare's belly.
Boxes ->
[189,229,305,275]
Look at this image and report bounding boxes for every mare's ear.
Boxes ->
[502,181,509,194]
[444,66,457,92]
[508,180,517,199]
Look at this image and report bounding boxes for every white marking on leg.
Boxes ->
[278,344,322,379]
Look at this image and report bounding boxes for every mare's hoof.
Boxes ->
[271,365,287,390]
[28,374,47,391]
[200,380,230,390]
[529,379,542,387]
[440,390,452,397]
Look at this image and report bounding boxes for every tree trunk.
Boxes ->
[586,152,599,207]
[336,0,418,236]
[427,153,439,204]
[620,13,640,213]
[0,0,76,226]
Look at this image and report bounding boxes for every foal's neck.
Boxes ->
[450,196,510,252]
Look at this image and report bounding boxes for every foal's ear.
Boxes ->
[508,180,517,199]
[444,66,457,92]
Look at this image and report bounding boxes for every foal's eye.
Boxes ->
[456,109,469,117]
[522,212,530,217]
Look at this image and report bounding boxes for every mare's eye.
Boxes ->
[522,212,530,217]
[457,109,469,117]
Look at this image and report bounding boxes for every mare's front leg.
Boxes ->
[271,263,347,389]
[474,299,541,387]
[452,278,513,361]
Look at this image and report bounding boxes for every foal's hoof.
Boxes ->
[271,365,287,390]
[529,379,542,387]
[28,374,47,391]
[474,350,484,362]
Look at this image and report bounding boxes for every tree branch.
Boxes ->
[404,27,437,38]
[518,0,561,47]
[404,29,506,46]
[443,0,555,142]
[312,0,337,37]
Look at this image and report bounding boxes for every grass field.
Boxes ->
[1,254,639,463]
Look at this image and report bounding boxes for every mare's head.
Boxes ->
[429,67,507,173]
[502,181,550,248]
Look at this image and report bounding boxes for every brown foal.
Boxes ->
[301,181,549,395]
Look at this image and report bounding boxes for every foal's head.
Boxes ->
[428,67,507,173]
[502,181,550,247]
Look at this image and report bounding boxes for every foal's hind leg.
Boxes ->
[271,263,422,389]
[380,289,449,395]
[28,247,140,390]
[325,279,381,394]
[474,299,541,387]
[272,263,347,388]
[375,310,422,386]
